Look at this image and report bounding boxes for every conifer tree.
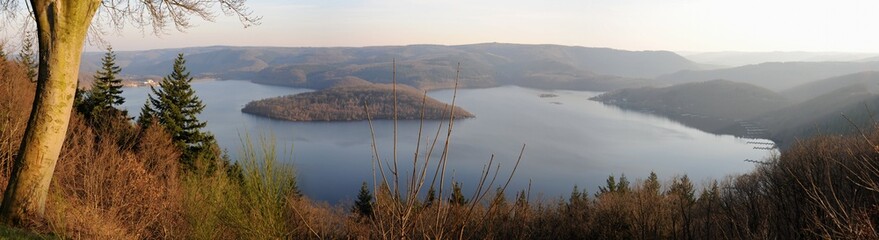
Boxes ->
[645,171,661,195]
[18,32,37,82]
[137,100,155,127]
[425,186,436,206]
[617,174,631,194]
[89,46,125,108]
[597,175,617,197]
[141,53,214,169]
[353,181,373,218]
[449,182,468,205]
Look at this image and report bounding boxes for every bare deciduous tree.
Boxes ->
[0,0,258,224]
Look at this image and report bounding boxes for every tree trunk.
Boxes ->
[1,0,100,222]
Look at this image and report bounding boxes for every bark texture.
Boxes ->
[1,0,101,222]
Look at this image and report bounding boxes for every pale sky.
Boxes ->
[41,0,879,52]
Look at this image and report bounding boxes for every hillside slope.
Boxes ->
[80,43,702,91]
[759,83,879,147]
[591,80,791,135]
[656,61,879,91]
[781,71,879,102]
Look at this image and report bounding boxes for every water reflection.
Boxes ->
[121,81,771,203]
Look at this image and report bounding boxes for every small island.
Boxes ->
[242,83,474,121]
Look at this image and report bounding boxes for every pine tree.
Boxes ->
[617,174,631,194]
[137,100,155,127]
[596,175,617,197]
[425,186,436,206]
[352,181,373,218]
[645,171,661,196]
[89,46,125,108]
[449,182,468,205]
[18,32,37,82]
[141,53,214,169]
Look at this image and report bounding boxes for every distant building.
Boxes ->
[144,79,158,86]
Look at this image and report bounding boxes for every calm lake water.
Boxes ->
[120,80,771,203]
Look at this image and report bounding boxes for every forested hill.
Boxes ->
[590,80,791,135]
[592,77,879,148]
[241,83,474,121]
[656,61,879,91]
[80,43,703,91]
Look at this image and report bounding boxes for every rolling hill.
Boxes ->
[80,43,703,91]
[682,51,878,67]
[656,61,879,91]
[758,83,879,147]
[781,71,879,102]
[593,77,879,148]
[590,80,791,135]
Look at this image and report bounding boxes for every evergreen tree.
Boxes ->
[569,185,587,205]
[352,182,373,218]
[492,187,508,208]
[137,100,155,127]
[449,182,468,205]
[617,174,631,194]
[18,32,37,82]
[596,175,617,197]
[645,171,661,196]
[425,186,436,206]
[89,46,125,108]
[141,53,214,169]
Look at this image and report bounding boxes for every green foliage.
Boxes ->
[17,32,37,82]
[644,171,661,195]
[353,181,373,218]
[617,174,630,194]
[597,175,617,197]
[79,46,127,121]
[569,185,588,205]
[183,134,299,239]
[140,53,214,169]
[449,182,468,205]
[668,175,695,202]
[231,134,298,238]
[425,186,436,206]
[88,46,125,108]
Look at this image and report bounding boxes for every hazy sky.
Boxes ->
[60,0,879,52]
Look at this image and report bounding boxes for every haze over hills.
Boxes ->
[656,61,879,91]
[781,71,879,102]
[590,80,791,135]
[80,43,703,91]
[77,42,879,145]
[758,83,879,146]
[594,75,879,147]
[681,51,879,67]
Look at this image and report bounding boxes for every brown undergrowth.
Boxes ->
[1,58,879,238]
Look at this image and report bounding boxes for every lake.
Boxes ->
[120,80,771,203]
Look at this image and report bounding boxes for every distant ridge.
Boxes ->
[657,61,879,91]
[80,43,703,91]
[591,80,790,135]
[682,51,878,67]
[781,71,879,102]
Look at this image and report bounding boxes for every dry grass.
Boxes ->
[2,58,879,239]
